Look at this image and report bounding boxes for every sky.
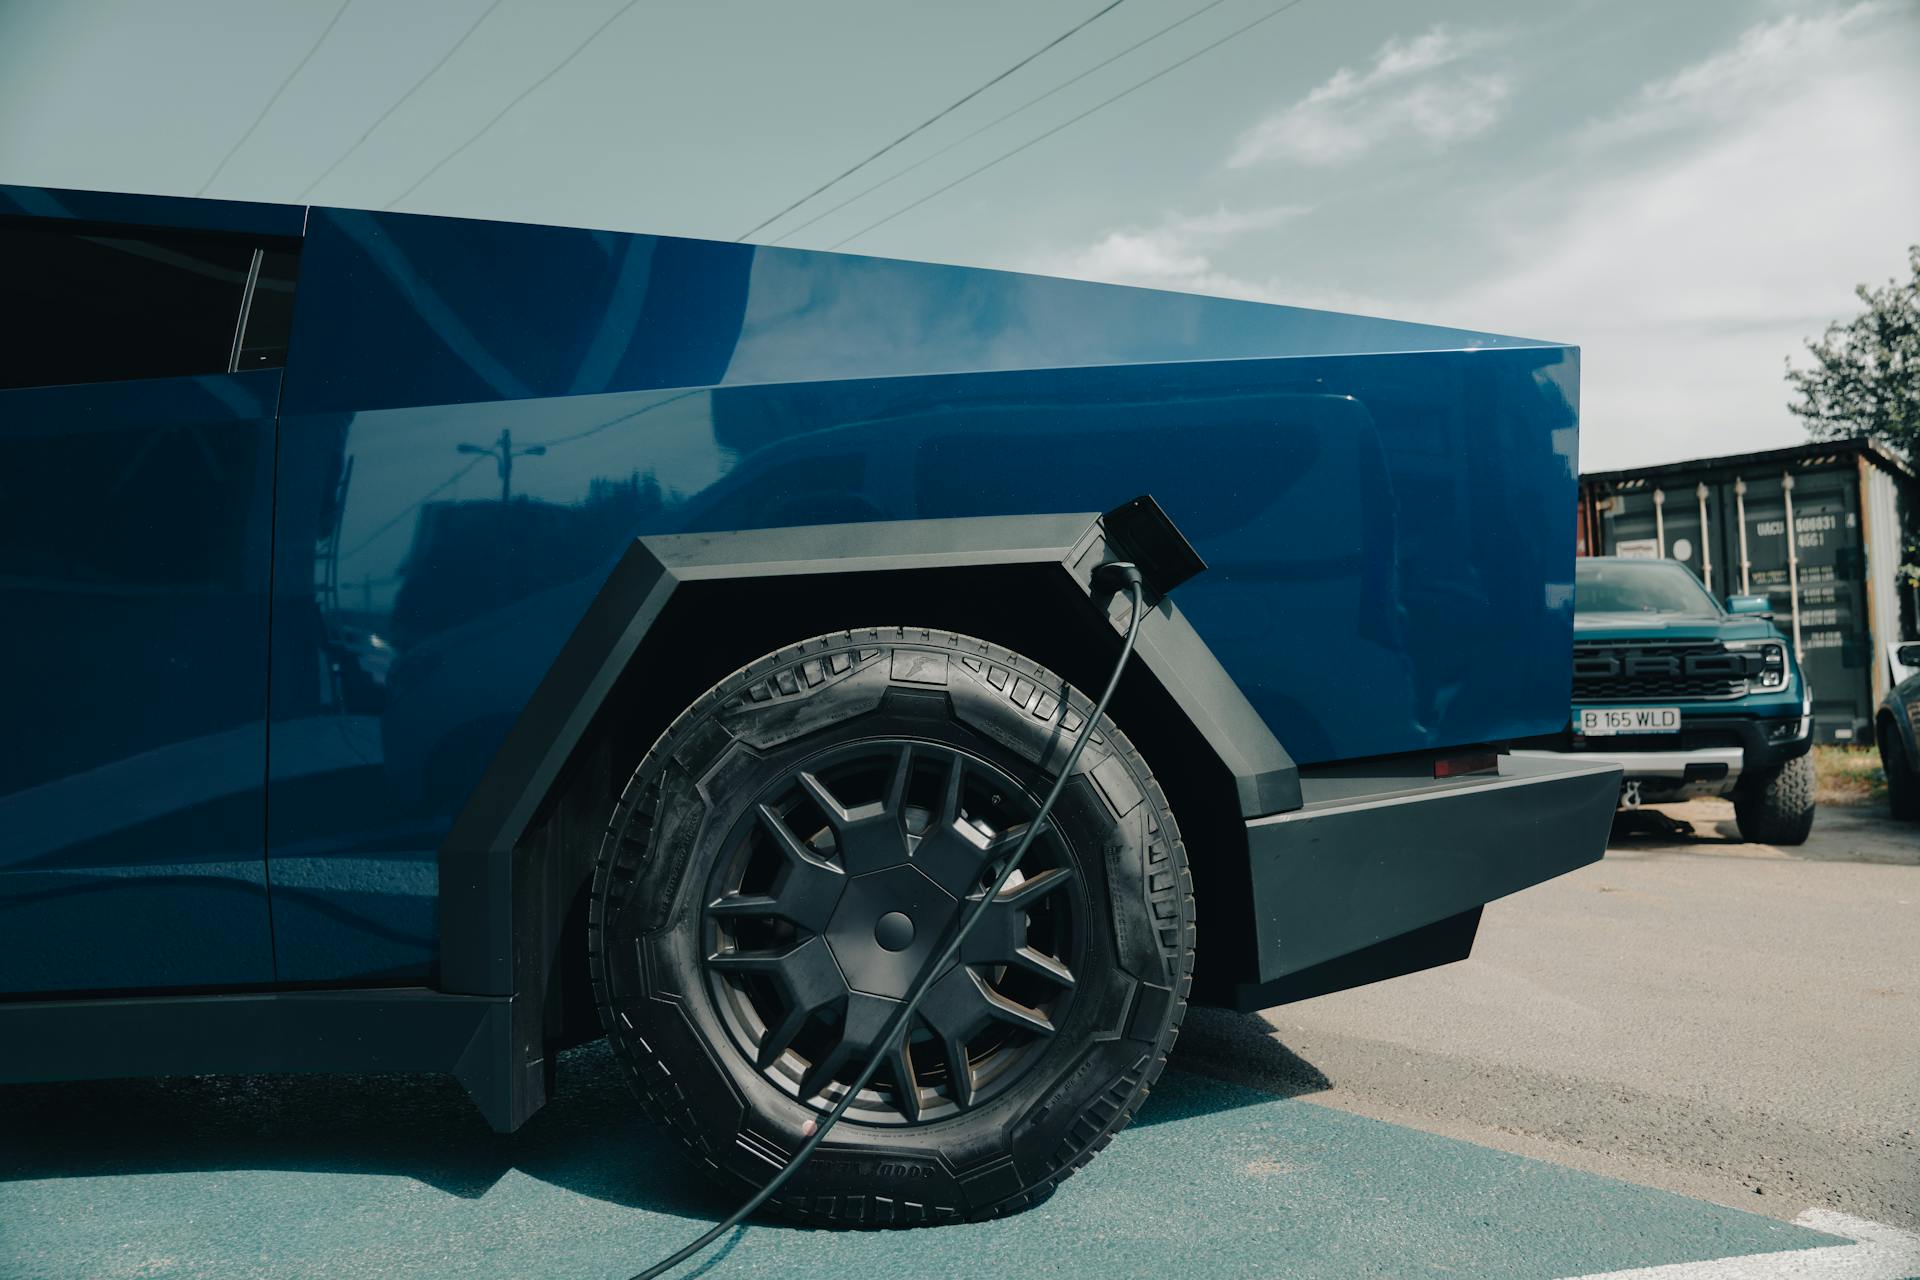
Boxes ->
[1,0,1914,471]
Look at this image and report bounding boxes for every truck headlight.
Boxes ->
[1726,640,1789,691]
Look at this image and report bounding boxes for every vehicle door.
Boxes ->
[0,196,297,993]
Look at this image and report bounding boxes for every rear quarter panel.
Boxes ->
[264,209,1579,981]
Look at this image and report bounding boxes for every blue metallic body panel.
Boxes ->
[0,372,279,992]
[278,207,1543,418]
[0,189,1582,989]
[270,360,1578,980]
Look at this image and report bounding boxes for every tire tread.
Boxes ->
[1732,750,1817,845]
[587,627,1194,1227]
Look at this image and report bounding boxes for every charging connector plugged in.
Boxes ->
[632,568,1149,1279]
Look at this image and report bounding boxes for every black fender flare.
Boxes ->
[436,497,1297,1129]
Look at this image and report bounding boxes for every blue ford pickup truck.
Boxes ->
[0,185,1619,1224]
[1517,557,1815,843]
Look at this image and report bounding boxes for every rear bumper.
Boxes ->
[1510,698,1812,801]
[1224,753,1621,1010]
[1511,744,1744,798]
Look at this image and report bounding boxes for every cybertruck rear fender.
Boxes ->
[436,499,1621,1130]
[434,499,1300,1130]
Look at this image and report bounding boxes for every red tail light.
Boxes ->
[1434,751,1500,778]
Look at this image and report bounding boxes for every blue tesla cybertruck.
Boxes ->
[0,185,1619,1224]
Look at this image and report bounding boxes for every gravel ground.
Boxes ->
[1173,797,1920,1230]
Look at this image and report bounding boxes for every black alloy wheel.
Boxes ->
[702,738,1084,1125]
[589,628,1194,1226]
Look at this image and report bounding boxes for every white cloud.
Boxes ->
[1028,5,1920,472]
[1029,205,1310,302]
[1435,2,1920,470]
[1229,27,1510,168]
[1584,1,1889,145]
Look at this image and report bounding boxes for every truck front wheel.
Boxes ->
[1731,752,1816,845]
[1880,717,1919,821]
[588,628,1194,1225]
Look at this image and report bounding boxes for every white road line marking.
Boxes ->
[1554,1210,1920,1279]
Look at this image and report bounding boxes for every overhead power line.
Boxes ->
[387,0,643,209]
[197,0,352,196]
[528,388,707,450]
[298,0,507,200]
[335,387,704,561]
[772,0,1232,246]
[735,0,1129,243]
[830,0,1314,251]
[339,455,486,560]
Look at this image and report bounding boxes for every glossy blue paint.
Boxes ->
[0,372,279,993]
[1,189,1581,989]
[279,206,1545,418]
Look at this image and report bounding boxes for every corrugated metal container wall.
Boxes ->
[1592,454,1874,743]
[1859,458,1910,708]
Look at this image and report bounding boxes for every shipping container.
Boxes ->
[1580,440,1918,744]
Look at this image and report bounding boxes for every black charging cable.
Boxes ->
[633,564,1149,1279]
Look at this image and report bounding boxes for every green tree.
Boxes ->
[1786,245,1920,457]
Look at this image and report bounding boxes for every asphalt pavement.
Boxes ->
[0,1048,1858,1279]
[1185,797,1920,1232]
[3,798,1915,1278]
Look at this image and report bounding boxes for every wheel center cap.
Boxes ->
[823,864,955,998]
[874,911,915,952]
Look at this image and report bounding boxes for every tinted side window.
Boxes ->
[0,219,299,390]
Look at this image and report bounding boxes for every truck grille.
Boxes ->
[1572,640,1751,701]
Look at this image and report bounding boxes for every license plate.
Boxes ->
[1578,706,1680,736]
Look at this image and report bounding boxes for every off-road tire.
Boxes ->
[1732,751,1816,845]
[1879,718,1920,822]
[588,627,1194,1227]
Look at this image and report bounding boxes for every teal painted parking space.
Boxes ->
[0,1050,1839,1280]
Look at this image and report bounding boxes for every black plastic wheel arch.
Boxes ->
[434,500,1298,1129]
